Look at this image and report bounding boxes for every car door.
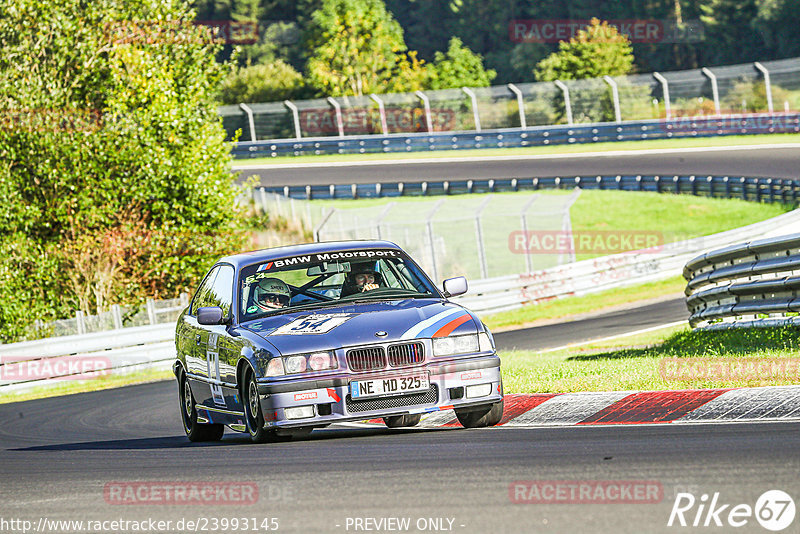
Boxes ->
[180,266,220,407]
[195,264,238,410]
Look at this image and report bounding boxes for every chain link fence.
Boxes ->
[220,57,800,142]
[255,190,582,282]
[30,294,189,340]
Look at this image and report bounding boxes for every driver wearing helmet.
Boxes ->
[250,277,291,313]
[341,263,382,297]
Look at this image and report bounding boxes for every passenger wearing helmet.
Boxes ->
[341,263,382,297]
[250,277,291,313]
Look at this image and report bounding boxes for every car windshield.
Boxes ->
[238,249,438,320]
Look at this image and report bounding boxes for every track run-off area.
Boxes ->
[3,144,800,533]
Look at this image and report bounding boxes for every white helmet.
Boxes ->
[253,278,290,311]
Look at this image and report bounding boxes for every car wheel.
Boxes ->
[454,398,504,428]
[243,368,277,444]
[179,371,224,442]
[383,414,422,428]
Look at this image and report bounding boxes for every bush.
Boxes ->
[218,61,307,104]
[722,80,792,113]
[0,0,247,342]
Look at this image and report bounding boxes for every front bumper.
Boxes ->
[256,354,502,429]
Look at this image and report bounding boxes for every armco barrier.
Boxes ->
[683,234,800,329]
[0,323,176,393]
[4,208,798,393]
[232,113,800,159]
[259,174,800,202]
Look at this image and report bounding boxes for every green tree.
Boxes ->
[218,60,307,103]
[427,37,496,90]
[534,18,635,82]
[0,0,245,341]
[699,0,764,64]
[305,0,407,96]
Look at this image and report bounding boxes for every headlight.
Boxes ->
[277,351,338,375]
[284,355,307,374]
[266,358,284,377]
[308,351,336,371]
[432,334,479,356]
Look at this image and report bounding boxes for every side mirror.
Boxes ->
[197,306,225,325]
[442,276,468,298]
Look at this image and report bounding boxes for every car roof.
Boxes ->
[217,240,405,269]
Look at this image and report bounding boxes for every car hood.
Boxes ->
[241,298,478,355]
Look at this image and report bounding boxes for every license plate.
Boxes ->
[350,373,429,399]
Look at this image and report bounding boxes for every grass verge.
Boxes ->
[0,368,174,405]
[233,132,800,166]
[485,276,687,331]
[501,324,800,393]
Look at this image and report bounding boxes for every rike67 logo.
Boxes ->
[668,490,796,531]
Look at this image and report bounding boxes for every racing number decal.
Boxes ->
[206,344,226,407]
[271,314,354,335]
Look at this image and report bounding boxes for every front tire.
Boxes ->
[243,368,277,444]
[178,371,224,442]
[455,398,504,428]
[383,414,422,428]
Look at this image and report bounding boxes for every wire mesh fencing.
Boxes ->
[220,57,800,141]
[31,294,190,339]
[310,190,581,282]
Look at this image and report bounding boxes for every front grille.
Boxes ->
[346,347,386,372]
[387,342,424,367]
[346,385,439,413]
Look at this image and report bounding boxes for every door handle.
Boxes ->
[196,334,201,346]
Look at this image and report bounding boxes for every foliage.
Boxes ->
[218,60,307,104]
[427,37,496,90]
[721,80,793,113]
[304,0,407,96]
[534,18,635,82]
[303,0,494,97]
[0,0,246,341]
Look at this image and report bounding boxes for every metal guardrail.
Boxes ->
[684,234,800,329]
[260,174,800,203]
[232,113,800,159]
[0,323,176,393]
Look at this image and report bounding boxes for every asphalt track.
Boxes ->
[1,385,798,533]
[234,145,800,185]
[493,296,688,352]
[2,300,799,533]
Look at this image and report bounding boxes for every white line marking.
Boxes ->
[535,320,687,353]
[400,307,465,340]
[232,143,800,170]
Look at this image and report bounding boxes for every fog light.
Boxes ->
[284,405,315,420]
[466,383,492,399]
[449,386,464,400]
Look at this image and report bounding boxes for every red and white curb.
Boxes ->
[346,386,800,429]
